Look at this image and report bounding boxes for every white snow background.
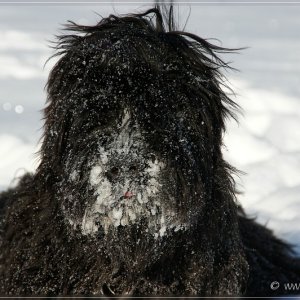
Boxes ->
[0,4,300,256]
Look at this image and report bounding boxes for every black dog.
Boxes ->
[1,7,299,297]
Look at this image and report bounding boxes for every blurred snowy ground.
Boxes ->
[224,79,300,255]
[0,4,300,254]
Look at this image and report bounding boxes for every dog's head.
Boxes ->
[38,8,238,250]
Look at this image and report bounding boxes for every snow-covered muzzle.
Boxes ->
[61,111,188,240]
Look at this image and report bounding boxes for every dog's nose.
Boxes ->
[124,191,133,199]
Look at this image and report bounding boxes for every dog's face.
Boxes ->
[60,110,189,242]
[54,106,198,270]
[81,111,188,238]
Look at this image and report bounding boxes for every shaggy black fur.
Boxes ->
[1,7,300,297]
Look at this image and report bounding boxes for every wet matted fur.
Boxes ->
[1,7,300,297]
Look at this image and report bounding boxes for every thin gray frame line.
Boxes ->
[0,2,298,300]
[1,1,300,3]
[1,298,300,299]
